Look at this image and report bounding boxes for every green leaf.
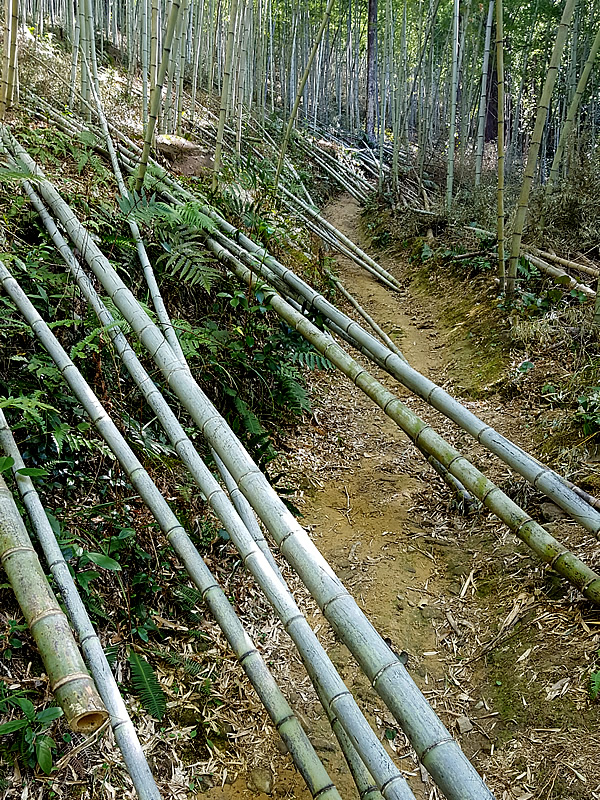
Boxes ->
[590,670,600,701]
[36,707,63,724]
[16,467,49,477]
[0,456,14,473]
[0,719,29,734]
[36,737,53,774]
[128,650,166,720]
[13,697,35,720]
[85,552,121,571]
[76,570,100,592]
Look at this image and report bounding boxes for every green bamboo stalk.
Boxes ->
[0,257,343,800]
[212,0,240,189]
[274,0,335,192]
[136,0,182,192]
[0,474,107,732]
[506,0,577,295]
[496,0,505,291]
[474,0,494,186]
[0,409,161,799]
[446,0,460,211]
[546,26,600,191]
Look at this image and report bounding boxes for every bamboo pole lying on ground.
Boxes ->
[0,411,162,800]
[523,253,595,297]
[3,131,495,800]
[8,177,415,800]
[523,246,599,278]
[0,474,107,733]
[198,216,600,536]
[325,271,408,361]
[205,237,600,607]
[101,121,600,536]
[0,258,343,800]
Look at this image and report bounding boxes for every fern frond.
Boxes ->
[128,650,166,720]
[103,643,121,668]
[150,648,206,678]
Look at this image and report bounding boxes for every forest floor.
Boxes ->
[213,193,600,800]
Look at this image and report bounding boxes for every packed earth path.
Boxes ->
[210,193,600,800]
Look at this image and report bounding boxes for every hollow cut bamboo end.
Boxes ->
[54,676,108,733]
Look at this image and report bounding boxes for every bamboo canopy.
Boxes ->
[0,474,107,733]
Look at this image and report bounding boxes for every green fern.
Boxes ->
[103,644,121,668]
[128,650,166,720]
[150,648,206,678]
[591,669,600,700]
[158,236,220,291]
[290,350,334,371]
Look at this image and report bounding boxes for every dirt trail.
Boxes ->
[210,193,600,800]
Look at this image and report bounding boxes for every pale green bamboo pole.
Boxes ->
[136,0,182,192]
[15,178,403,800]
[475,0,494,186]
[506,0,577,295]
[0,474,107,733]
[79,43,187,366]
[496,0,505,291]
[3,133,495,800]
[150,0,159,95]
[68,10,81,111]
[546,25,600,191]
[212,0,240,189]
[0,258,344,800]
[446,0,459,211]
[0,410,162,800]
[0,0,18,118]
[207,241,600,608]
[273,0,335,192]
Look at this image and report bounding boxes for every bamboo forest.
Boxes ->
[0,0,600,797]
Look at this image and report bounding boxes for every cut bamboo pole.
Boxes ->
[0,474,107,733]
[3,132,494,800]
[0,410,161,800]
[523,253,595,296]
[0,258,343,800]
[11,178,415,800]
[523,246,599,277]
[206,241,600,606]
[90,119,600,537]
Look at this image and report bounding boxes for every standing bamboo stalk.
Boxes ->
[446,0,460,211]
[546,25,600,191]
[0,474,107,733]
[496,0,505,291]
[506,0,577,295]
[274,0,336,191]
[474,0,494,186]
[136,0,182,192]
